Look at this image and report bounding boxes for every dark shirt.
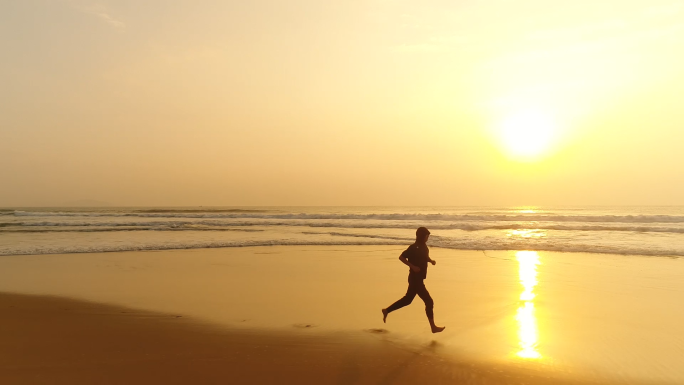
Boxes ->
[402,242,429,279]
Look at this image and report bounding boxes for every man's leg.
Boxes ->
[415,282,445,333]
[382,281,418,323]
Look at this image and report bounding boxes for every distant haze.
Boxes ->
[60,200,112,207]
[2,1,684,206]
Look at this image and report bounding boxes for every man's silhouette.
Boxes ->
[382,227,445,333]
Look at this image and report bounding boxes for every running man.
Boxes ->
[382,227,445,333]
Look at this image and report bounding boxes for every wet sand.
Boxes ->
[0,246,682,384]
[0,292,598,385]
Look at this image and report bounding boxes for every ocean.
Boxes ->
[2,206,684,257]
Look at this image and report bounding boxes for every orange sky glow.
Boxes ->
[2,0,683,206]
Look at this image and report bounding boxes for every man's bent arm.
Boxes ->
[399,255,420,272]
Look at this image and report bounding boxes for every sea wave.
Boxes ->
[5,219,684,234]
[2,227,265,233]
[0,239,405,256]
[11,210,684,224]
[0,237,680,258]
[4,207,683,258]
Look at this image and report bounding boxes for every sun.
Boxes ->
[498,110,556,160]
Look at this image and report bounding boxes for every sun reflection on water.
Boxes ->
[515,251,542,359]
[507,229,547,239]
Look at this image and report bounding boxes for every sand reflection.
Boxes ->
[515,251,542,359]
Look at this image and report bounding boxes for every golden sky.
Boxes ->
[1,0,683,206]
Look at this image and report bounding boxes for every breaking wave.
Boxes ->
[3,207,683,258]
[10,210,684,224]
[4,219,684,234]
[0,236,681,257]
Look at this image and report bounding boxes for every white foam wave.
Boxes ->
[12,210,684,224]
[0,239,405,256]
[4,207,683,258]
[0,237,681,258]
[7,219,684,234]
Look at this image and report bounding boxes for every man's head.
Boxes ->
[416,227,430,243]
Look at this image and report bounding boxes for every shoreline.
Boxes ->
[2,244,683,259]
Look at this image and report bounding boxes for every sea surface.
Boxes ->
[1,206,684,257]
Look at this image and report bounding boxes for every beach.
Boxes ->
[1,246,683,384]
[5,0,684,382]
[0,293,583,385]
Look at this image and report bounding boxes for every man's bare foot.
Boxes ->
[382,308,388,323]
[431,325,445,333]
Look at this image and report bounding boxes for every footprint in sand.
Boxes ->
[293,323,317,329]
[366,328,389,334]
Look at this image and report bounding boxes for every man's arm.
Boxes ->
[427,249,436,265]
[399,253,421,272]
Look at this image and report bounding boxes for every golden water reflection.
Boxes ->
[515,251,542,359]
[506,229,547,239]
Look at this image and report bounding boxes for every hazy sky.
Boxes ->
[2,0,683,206]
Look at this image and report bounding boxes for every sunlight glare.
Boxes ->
[499,110,556,160]
[515,251,542,359]
[516,302,542,359]
[507,229,547,239]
